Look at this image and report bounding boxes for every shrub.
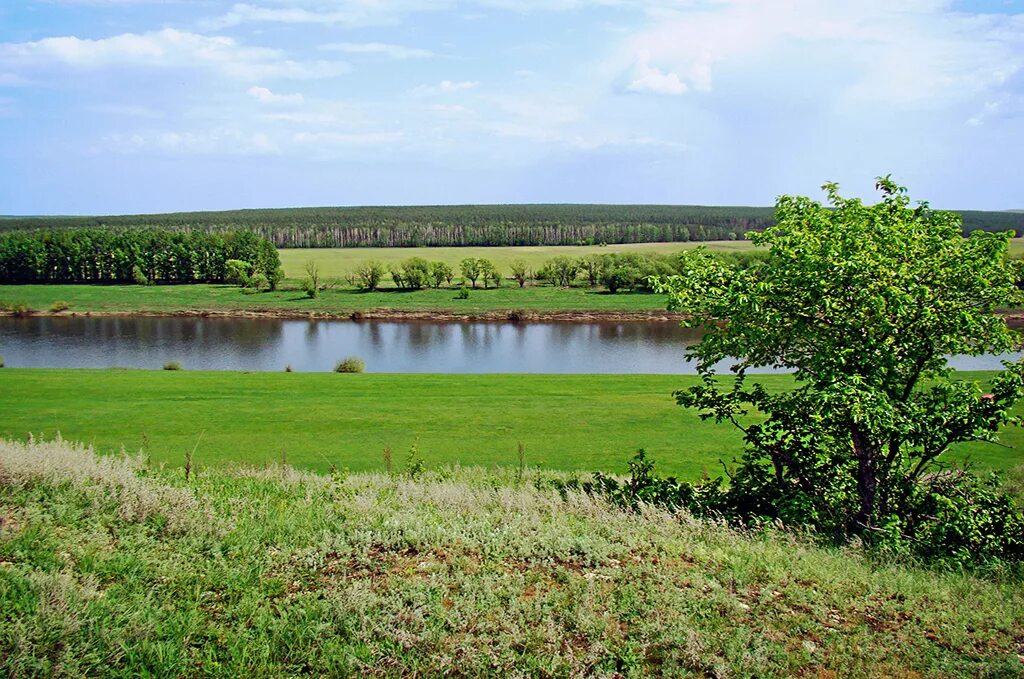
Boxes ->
[301,279,319,299]
[335,356,365,373]
[455,285,470,300]
[284,364,293,372]
[0,355,4,368]
[267,266,285,291]
[248,272,269,291]
[355,260,386,291]
[1,301,33,317]
[162,361,182,371]
[132,265,150,286]
[49,300,71,313]
[225,259,252,287]
[399,257,431,289]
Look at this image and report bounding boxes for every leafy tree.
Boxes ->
[545,256,581,287]
[355,260,386,291]
[479,259,501,288]
[268,266,285,291]
[460,258,482,288]
[132,265,149,286]
[429,261,453,288]
[656,177,1024,543]
[581,254,606,287]
[400,257,431,289]
[509,259,529,288]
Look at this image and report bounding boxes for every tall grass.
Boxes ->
[2,438,1023,676]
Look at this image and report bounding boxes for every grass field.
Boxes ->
[0,282,674,316]
[0,369,1020,478]
[278,241,758,278]
[2,437,1023,677]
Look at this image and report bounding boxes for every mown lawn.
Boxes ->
[0,369,1020,478]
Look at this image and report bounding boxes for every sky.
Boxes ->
[0,0,1021,214]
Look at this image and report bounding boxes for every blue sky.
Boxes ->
[0,0,1021,214]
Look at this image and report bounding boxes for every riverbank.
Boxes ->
[1,369,1021,477]
[0,283,687,322]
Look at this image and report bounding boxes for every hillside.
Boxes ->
[2,204,1020,248]
[2,437,1022,677]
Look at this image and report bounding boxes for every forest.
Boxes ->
[3,204,1020,248]
[0,229,281,284]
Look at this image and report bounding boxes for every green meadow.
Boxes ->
[0,369,1020,478]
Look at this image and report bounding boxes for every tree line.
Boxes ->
[0,229,282,285]
[4,204,1019,249]
[334,250,769,293]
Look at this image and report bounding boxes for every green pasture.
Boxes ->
[277,241,758,278]
[0,282,673,315]
[0,369,1019,478]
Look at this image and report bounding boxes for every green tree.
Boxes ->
[509,259,529,288]
[656,177,1024,540]
[401,257,431,289]
[429,261,453,288]
[355,260,386,291]
[479,259,501,288]
[460,258,482,288]
[302,260,321,299]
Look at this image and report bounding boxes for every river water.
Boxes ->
[0,316,1019,373]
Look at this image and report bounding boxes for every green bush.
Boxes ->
[48,300,71,313]
[1,301,33,317]
[455,285,470,300]
[335,356,365,373]
[225,259,252,287]
[248,272,269,291]
[162,361,183,371]
[0,355,4,368]
[132,265,149,286]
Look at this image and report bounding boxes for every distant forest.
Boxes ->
[1,204,1021,248]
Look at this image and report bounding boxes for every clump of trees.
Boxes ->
[0,229,281,285]
[639,177,1024,570]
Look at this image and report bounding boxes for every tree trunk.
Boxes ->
[850,423,878,534]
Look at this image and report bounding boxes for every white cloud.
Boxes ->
[247,85,304,104]
[626,52,687,95]
[0,28,351,82]
[204,2,454,29]
[104,127,279,155]
[319,42,433,60]
[412,79,480,95]
[618,1,1024,106]
[87,103,165,118]
[293,130,405,145]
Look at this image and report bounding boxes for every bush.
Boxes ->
[1,301,33,317]
[301,279,319,299]
[225,259,252,287]
[48,300,71,313]
[354,260,386,291]
[162,361,182,371]
[429,261,453,288]
[455,285,470,300]
[248,272,269,291]
[268,266,285,291]
[335,356,365,373]
[132,265,149,286]
[0,355,4,368]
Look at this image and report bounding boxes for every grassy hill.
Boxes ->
[1,436,1022,677]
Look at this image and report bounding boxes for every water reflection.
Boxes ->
[0,316,1018,373]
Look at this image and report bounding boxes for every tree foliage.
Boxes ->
[0,229,280,284]
[656,177,1024,561]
